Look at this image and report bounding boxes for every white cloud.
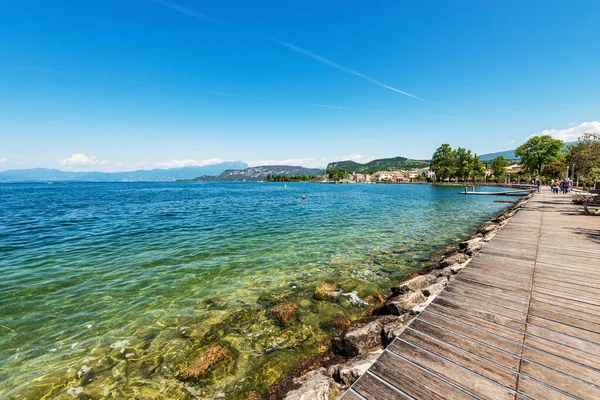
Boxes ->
[0,158,7,163]
[535,121,600,142]
[250,158,328,168]
[58,153,107,167]
[152,158,225,169]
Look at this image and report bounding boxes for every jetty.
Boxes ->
[459,186,536,196]
[343,188,600,399]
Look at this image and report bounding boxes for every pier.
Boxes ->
[343,188,600,399]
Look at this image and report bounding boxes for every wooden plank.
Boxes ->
[522,346,600,387]
[437,291,526,321]
[389,340,514,399]
[531,292,600,316]
[527,315,600,345]
[530,299,600,324]
[444,284,529,313]
[426,304,524,342]
[532,286,600,308]
[431,299,526,332]
[369,351,477,400]
[352,372,410,400]
[458,270,533,290]
[516,376,575,400]
[398,328,517,388]
[529,307,600,333]
[520,360,600,399]
[455,275,530,296]
[533,281,600,302]
[448,279,530,304]
[526,325,600,356]
[340,390,365,400]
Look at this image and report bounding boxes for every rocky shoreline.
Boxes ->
[268,193,534,400]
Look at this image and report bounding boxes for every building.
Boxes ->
[373,171,407,182]
[505,164,523,174]
[351,173,371,182]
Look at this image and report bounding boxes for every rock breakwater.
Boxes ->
[271,193,533,400]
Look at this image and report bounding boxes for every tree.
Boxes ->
[514,135,563,176]
[542,161,566,179]
[491,156,509,181]
[569,132,600,187]
[470,155,487,181]
[453,147,473,181]
[430,144,455,181]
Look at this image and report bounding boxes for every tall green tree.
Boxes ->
[569,132,600,186]
[514,135,563,176]
[491,156,509,181]
[542,161,566,179]
[453,147,473,181]
[430,144,455,181]
[470,155,487,181]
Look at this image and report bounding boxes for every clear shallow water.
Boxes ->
[0,182,514,399]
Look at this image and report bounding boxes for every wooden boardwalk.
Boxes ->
[343,188,600,400]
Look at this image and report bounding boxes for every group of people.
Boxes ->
[550,178,573,194]
[532,178,573,193]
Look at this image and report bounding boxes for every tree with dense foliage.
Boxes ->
[491,156,509,181]
[326,168,346,181]
[453,147,473,181]
[568,132,600,187]
[514,135,563,176]
[470,155,487,181]
[430,144,455,181]
[542,161,566,179]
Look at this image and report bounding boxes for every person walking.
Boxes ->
[536,178,541,193]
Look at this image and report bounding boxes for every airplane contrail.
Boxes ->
[154,0,455,111]
[18,66,375,111]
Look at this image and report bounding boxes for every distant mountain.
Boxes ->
[479,150,518,162]
[0,162,248,182]
[479,142,576,162]
[192,165,325,181]
[327,157,430,173]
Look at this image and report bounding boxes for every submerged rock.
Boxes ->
[270,303,299,325]
[180,345,231,380]
[283,368,335,400]
[313,283,339,300]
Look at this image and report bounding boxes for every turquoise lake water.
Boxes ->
[0,182,514,399]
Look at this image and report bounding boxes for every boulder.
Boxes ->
[422,278,448,297]
[463,241,485,256]
[450,263,466,274]
[376,292,426,316]
[391,275,436,296]
[336,317,384,356]
[459,237,483,250]
[439,252,470,267]
[328,350,383,387]
[180,345,231,380]
[270,303,299,325]
[381,314,410,344]
[336,315,403,356]
[314,283,338,300]
[478,223,499,234]
[283,368,335,400]
[434,265,455,278]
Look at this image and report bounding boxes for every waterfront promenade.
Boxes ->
[344,188,600,399]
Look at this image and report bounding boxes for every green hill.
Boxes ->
[192,165,324,181]
[327,157,430,173]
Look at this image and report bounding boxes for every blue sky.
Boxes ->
[1,0,599,171]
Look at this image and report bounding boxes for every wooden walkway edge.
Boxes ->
[342,188,600,400]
